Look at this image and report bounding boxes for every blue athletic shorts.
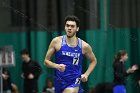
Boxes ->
[54,78,83,93]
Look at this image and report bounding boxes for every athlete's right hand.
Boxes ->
[56,64,66,72]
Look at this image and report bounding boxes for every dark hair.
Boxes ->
[113,50,127,63]
[64,15,80,27]
[46,77,54,86]
[21,49,30,55]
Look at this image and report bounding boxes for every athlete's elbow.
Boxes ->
[91,58,97,65]
[44,60,49,67]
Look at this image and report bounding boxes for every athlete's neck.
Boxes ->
[66,35,78,47]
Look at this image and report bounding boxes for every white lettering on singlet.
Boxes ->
[62,51,80,57]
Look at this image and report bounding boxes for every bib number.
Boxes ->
[73,57,79,65]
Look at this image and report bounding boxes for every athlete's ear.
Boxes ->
[76,27,79,32]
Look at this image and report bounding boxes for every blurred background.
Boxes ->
[0,0,140,93]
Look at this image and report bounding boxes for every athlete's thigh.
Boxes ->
[63,86,79,93]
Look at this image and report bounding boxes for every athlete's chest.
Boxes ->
[60,44,82,57]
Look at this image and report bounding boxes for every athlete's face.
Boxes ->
[65,21,79,38]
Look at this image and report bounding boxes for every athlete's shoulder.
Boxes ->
[77,37,90,48]
[81,40,93,55]
[51,36,63,43]
[81,40,91,49]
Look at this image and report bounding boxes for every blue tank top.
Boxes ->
[55,35,83,82]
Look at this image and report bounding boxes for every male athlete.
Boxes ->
[44,15,97,93]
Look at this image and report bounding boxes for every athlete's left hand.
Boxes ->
[81,74,88,82]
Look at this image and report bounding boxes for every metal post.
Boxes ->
[104,0,108,31]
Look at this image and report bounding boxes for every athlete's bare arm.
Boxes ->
[81,41,97,82]
[44,36,66,72]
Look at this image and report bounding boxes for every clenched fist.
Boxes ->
[81,74,88,82]
[56,64,66,72]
